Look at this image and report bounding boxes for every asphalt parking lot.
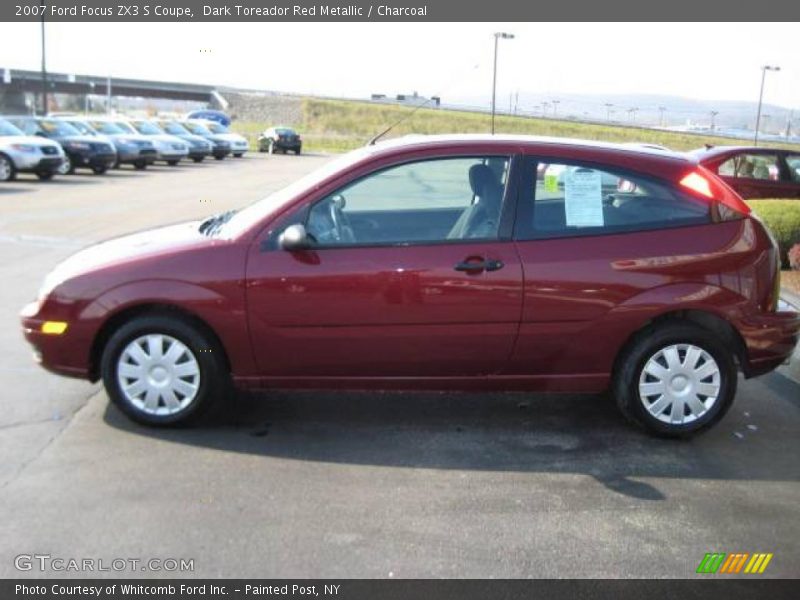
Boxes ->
[0,153,798,578]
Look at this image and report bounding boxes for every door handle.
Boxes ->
[454,258,504,273]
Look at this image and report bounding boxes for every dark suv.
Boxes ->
[6,116,117,175]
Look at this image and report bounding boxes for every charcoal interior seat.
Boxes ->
[447,164,504,239]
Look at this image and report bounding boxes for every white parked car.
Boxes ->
[0,118,66,181]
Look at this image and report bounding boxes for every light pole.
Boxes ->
[658,106,666,127]
[552,99,560,118]
[755,65,780,145]
[710,110,719,132]
[491,32,514,134]
[628,107,638,123]
[39,0,48,115]
[605,103,613,122]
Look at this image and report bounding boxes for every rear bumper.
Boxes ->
[739,309,800,377]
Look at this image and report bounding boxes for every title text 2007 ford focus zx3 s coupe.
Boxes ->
[21,135,800,436]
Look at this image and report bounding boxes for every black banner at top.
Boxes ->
[3,0,800,21]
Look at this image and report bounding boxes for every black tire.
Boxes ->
[294,148,301,155]
[0,154,18,182]
[214,155,225,161]
[167,159,180,166]
[101,314,231,427]
[134,160,147,170]
[233,153,243,158]
[36,171,54,181]
[281,148,287,154]
[58,155,74,175]
[612,322,737,438]
[192,156,204,163]
[92,165,108,175]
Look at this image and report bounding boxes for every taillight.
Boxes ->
[679,166,750,217]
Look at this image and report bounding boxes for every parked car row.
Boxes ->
[0,115,250,182]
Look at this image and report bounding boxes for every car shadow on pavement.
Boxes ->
[102,372,800,502]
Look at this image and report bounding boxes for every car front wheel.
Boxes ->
[0,154,17,181]
[58,156,73,175]
[101,315,230,426]
[612,323,737,437]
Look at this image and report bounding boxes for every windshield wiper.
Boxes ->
[199,209,237,236]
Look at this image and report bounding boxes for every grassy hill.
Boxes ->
[231,98,800,154]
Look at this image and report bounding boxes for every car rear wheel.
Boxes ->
[167,160,179,166]
[612,323,737,437]
[133,160,147,170]
[233,153,243,158]
[36,171,54,181]
[192,156,204,163]
[92,165,108,175]
[101,315,230,426]
[214,155,225,160]
[0,154,16,181]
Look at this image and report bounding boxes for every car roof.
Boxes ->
[368,134,694,163]
[691,145,792,158]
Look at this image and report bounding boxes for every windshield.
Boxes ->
[207,122,228,134]
[220,147,373,239]
[40,119,80,136]
[132,121,164,135]
[0,119,24,136]
[114,121,137,134]
[183,121,211,135]
[65,121,96,136]
[276,128,296,135]
[89,121,125,135]
[160,122,189,135]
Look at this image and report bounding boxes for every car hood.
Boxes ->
[214,133,247,143]
[145,134,185,143]
[59,135,103,144]
[41,221,209,297]
[0,134,63,150]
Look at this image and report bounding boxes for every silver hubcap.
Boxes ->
[0,157,11,181]
[58,156,71,175]
[638,343,721,425]
[117,334,200,416]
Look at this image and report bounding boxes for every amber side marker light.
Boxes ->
[41,321,68,335]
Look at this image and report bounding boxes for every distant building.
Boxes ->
[371,91,441,108]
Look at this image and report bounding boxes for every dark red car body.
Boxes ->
[694,145,800,200]
[21,136,800,400]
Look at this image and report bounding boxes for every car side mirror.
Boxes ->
[278,223,312,251]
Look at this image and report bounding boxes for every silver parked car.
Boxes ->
[127,119,189,165]
[0,118,65,181]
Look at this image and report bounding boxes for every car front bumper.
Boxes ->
[67,149,118,170]
[10,151,64,172]
[20,301,93,380]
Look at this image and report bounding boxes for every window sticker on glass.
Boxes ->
[564,168,604,227]
[544,169,560,193]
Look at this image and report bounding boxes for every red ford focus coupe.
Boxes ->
[21,135,800,436]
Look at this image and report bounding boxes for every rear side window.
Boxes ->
[785,154,800,183]
[718,153,780,181]
[516,161,711,240]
